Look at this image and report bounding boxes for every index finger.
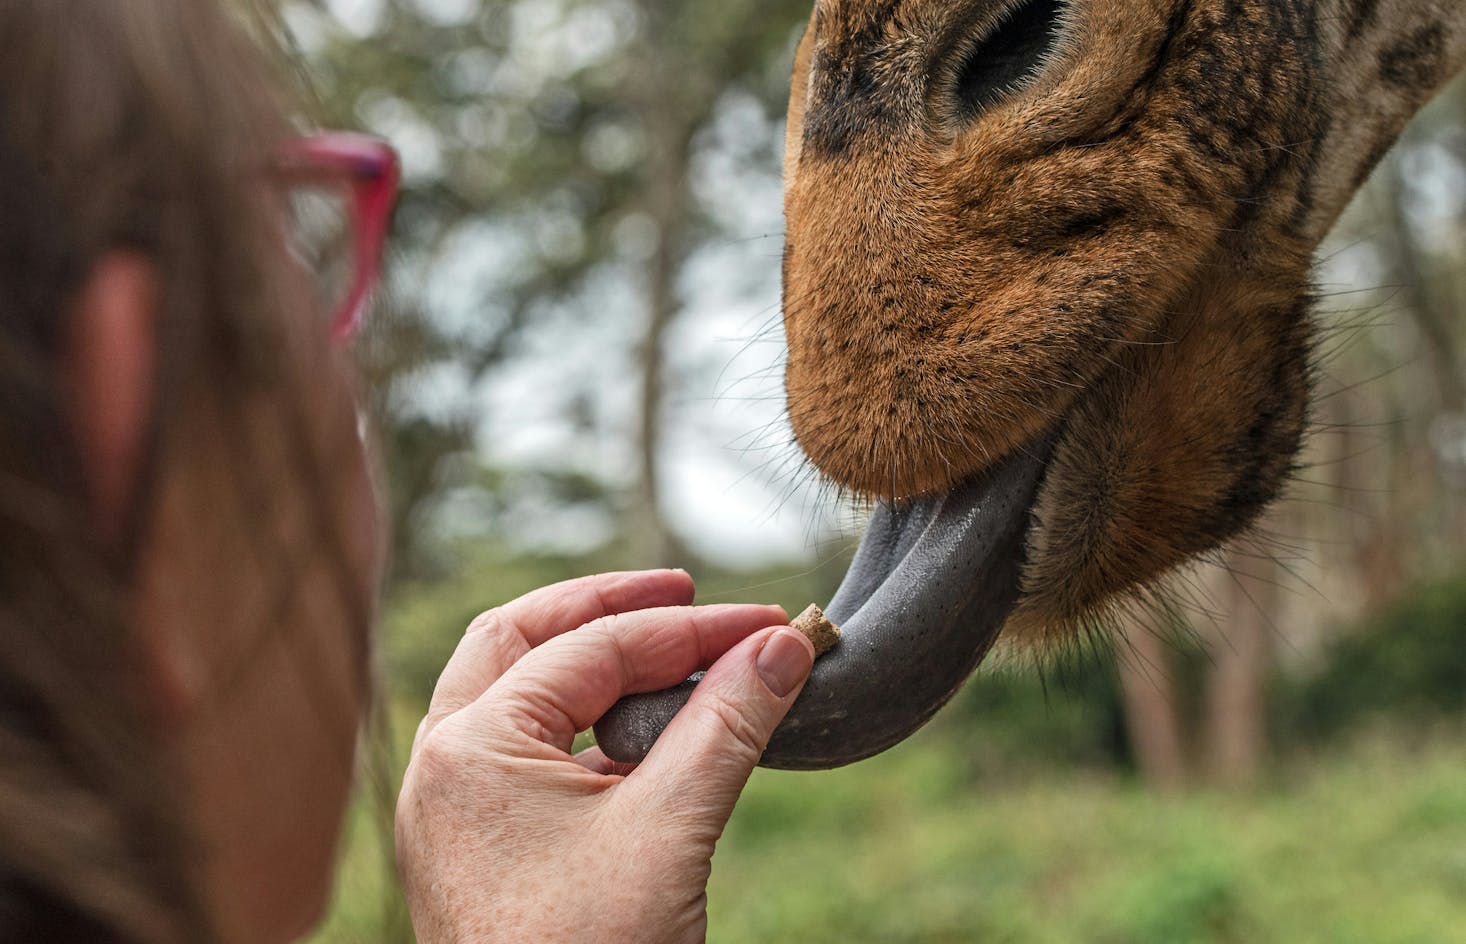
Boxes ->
[471,603,789,755]
[416,570,696,753]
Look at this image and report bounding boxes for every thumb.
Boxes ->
[627,626,814,824]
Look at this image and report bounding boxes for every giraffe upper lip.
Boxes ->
[594,436,1052,770]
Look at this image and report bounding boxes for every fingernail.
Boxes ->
[756,629,814,698]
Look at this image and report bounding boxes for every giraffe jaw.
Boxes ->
[594,437,1051,770]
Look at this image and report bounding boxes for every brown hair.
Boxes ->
[0,2,330,940]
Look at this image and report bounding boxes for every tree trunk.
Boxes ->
[1381,154,1466,413]
[1201,543,1276,788]
[630,28,696,568]
[1114,621,1190,792]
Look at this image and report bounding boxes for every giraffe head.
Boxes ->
[592,0,1466,770]
[783,0,1465,644]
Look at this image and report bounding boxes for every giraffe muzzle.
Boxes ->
[594,437,1052,770]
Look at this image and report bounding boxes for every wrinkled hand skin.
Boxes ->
[395,570,814,943]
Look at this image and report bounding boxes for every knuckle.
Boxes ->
[698,690,767,759]
[589,581,617,621]
[495,686,563,746]
[454,608,531,674]
[410,709,451,759]
[583,611,627,637]
[578,615,635,672]
[411,713,434,750]
[465,606,505,636]
[410,731,461,785]
[410,720,487,789]
[464,606,535,657]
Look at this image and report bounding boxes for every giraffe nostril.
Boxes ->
[952,0,1068,120]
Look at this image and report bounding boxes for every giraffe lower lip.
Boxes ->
[594,438,1052,770]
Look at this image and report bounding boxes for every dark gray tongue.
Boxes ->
[594,440,1050,770]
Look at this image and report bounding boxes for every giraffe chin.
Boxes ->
[594,437,1053,771]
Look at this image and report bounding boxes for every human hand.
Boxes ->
[395,569,815,944]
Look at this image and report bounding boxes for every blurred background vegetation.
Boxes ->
[275,1,1466,940]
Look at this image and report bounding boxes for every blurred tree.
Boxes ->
[283,0,812,574]
[1114,620,1191,791]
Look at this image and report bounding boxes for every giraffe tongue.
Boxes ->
[594,439,1051,770]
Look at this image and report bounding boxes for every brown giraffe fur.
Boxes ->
[781,0,1466,645]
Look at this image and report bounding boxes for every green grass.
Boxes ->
[709,725,1466,944]
[310,716,1466,943]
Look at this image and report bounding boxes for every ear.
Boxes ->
[62,251,158,545]
[63,253,199,727]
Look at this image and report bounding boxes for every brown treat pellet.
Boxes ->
[791,604,841,658]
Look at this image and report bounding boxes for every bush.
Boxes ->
[1274,576,1466,745]
[946,644,1130,779]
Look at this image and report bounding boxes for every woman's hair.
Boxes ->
[0,2,320,940]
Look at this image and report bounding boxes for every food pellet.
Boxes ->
[791,604,841,657]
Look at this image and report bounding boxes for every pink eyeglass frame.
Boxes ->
[274,132,401,342]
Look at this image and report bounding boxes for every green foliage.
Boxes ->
[951,650,1128,779]
[381,542,601,707]
[1097,847,1250,944]
[307,783,410,944]
[1275,575,1466,744]
[702,729,1466,944]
